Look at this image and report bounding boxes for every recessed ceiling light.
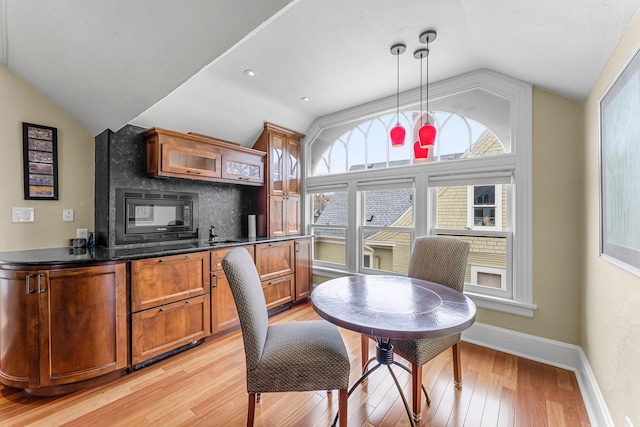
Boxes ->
[244,69,256,77]
[301,97,311,102]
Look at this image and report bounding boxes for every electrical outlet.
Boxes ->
[626,417,634,427]
[76,228,88,239]
[63,209,74,222]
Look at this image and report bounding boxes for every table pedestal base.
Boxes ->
[332,338,430,427]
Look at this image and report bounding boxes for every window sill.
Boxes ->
[464,291,537,317]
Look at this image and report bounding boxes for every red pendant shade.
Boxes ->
[390,124,406,147]
[418,122,436,147]
[413,140,429,159]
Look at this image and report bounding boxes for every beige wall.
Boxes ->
[0,66,95,251]
[475,87,584,345]
[582,11,640,426]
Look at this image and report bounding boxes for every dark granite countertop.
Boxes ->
[0,235,311,267]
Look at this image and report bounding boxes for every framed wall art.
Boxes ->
[599,43,640,274]
[23,122,58,200]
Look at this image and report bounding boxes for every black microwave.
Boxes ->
[115,188,199,244]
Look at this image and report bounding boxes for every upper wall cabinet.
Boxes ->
[252,123,305,237]
[144,128,265,186]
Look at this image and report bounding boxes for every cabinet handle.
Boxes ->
[37,273,46,293]
[295,242,299,252]
[184,255,190,259]
[211,272,218,288]
[25,274,36,294]
[268,277,287,285]
[268,242,284,247]
[159,300,191,312]
[159,259,165,262]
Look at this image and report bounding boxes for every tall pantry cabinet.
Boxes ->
[252,123,305,238]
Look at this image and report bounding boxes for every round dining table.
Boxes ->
[311,275,476,427]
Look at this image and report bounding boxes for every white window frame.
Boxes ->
[303,70,536,317]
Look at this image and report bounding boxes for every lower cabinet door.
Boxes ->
[131,294,211,365]
[261,274,294,310]
[211,271,240,334]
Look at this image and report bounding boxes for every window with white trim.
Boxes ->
[304,70,534,316]
[467,185,503,231]
[359,182,415,274]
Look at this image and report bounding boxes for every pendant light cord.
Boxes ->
[396,51,400,124]
[420,54,424,127]
[426,47,429,125]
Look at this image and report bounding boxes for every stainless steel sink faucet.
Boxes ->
[209,225,219,242]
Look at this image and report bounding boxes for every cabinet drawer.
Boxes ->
[210,245,255,272]
[261,274,294,311]
[131,294,211,365]
[131,252,209,312]
[255,241,294,281]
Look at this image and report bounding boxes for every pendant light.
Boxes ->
[416,30,437,149]
[390,43,406,147]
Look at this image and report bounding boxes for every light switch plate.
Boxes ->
[12,207,34,222]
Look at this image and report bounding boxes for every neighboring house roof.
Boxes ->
[314,187,412,238]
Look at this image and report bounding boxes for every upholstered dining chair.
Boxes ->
[222,247,351,427]
[361,236,470,422]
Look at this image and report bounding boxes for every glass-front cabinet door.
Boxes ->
[269,133,285,195]
[221,152,264,185]
[161,142,221,178]
[286,138,300,195]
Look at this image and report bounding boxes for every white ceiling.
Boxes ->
[2,0,639,146]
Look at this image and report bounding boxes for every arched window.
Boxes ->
[304,70,534,317]
[311,110,504,177]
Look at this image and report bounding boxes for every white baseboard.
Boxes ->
[462,322,613,427]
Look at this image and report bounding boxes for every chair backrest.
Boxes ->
[221,247,269,371]
[408,236,470,292]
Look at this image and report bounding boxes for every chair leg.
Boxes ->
[338,388,348,427]
[452,343,462,388]
[361,334,369,373]
[411,363,423,421]
[247,393,256,427]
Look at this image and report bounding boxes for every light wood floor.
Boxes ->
[0,302,590,426]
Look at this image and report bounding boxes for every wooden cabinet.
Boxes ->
[253,123,305,237]
[145,127,265,186]
[130,252,210,365]
[131,252,209,312]
[221,151,265,185]
[294,237,313,301]
[210,246,255,335]
[0,263,127,393]
[160,137,221,178]
[255,241,295,309]
[131,294,210,365]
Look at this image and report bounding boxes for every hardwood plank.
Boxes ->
[547,399,566,427]
[0,302,591,427]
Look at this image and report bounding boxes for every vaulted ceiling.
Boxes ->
[2,0,639,146]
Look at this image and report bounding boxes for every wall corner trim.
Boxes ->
[462,322,613,427]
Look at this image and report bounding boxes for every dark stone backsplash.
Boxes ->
[95,124,260,247]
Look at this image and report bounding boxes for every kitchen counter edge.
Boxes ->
[0,236,312,267]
